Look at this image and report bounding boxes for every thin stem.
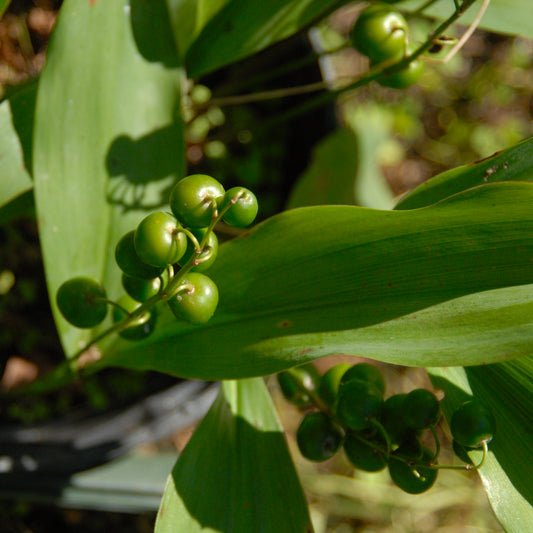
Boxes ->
[369,418,392,455]
[429,424,441,461]
[210,43,350,100]
[259,0,481,130]
[94,298,129,316]
[211,80,332,107]
[440,0,491,64]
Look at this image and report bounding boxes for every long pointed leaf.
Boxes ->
[155,379,312,533]
[99,182,533,379]
[33,0,184,357]
[396,136,533,210]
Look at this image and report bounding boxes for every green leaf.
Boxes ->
[155,378,312,533]
[400,0,533,40]
[0,0,11,17]
[165,0,229,59]
[396,136,533,210]
[185,0,348,78]
[287,105,394,210]
[101,182,533,379]
[0,83,35,210]
[33,0,184,357]
[429,361,533,533]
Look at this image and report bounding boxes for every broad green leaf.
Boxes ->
[287,105,394,210]
[429,361,533,533]
[185,0,349,78]
[396,135,533,210]
[0,83,35,210]
[33,0,184,357]
[400,0,533,40]
[155,378,312,533]
[100,182,533,379]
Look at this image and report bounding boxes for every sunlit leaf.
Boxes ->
[99,182,533,379]
[155,379,312,533]
[33,0,185,357]
[396,136,533,210]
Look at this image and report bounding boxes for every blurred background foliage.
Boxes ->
[1,0,532,532]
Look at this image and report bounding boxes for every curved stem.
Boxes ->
[260,0,481,130]
[429,424,441,462]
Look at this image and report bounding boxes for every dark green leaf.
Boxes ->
[155,379,312,533]
[101,182,533,379]
[33,0,185,357]
[185,0,348,78]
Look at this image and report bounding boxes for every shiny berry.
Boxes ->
[221,187,258,227]
[450,400,496,448]
[134,212,187,268]
[296,411,344,462]
[169,174,225,228]
[167,272,219,324]
[56,276,107,328]
[115,231,164,280]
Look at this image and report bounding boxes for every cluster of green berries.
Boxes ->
[56,174,258,340]
[278,363,496,494]
[349,2,425,89]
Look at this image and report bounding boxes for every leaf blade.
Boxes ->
[155,378,312,533]
[33,0,184,356]
[101,182,533,379]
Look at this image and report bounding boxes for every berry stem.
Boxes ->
[429,424,441,462]
[260,0,480,129]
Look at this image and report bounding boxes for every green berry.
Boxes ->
[221,187,258,227]
[340,363,386,397]
[178,227,218,272]
[169,174,225,228]
[112,294,157,340]
[167,272,219,324]
[350,3,409,63]
[134,212,187,268]
[336,379,383,431]
[277,364,321,408]
[402,389,441,430]
[381,393,410,445]
[344,431,388,472]
[375,45,425,89]
[115,231,165,280]
[388,446,438,494]
[121,271,168,303]
[318,363,352,409]
[296,411,344,462]
[450,400,496,448]
[56,276,107,328]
